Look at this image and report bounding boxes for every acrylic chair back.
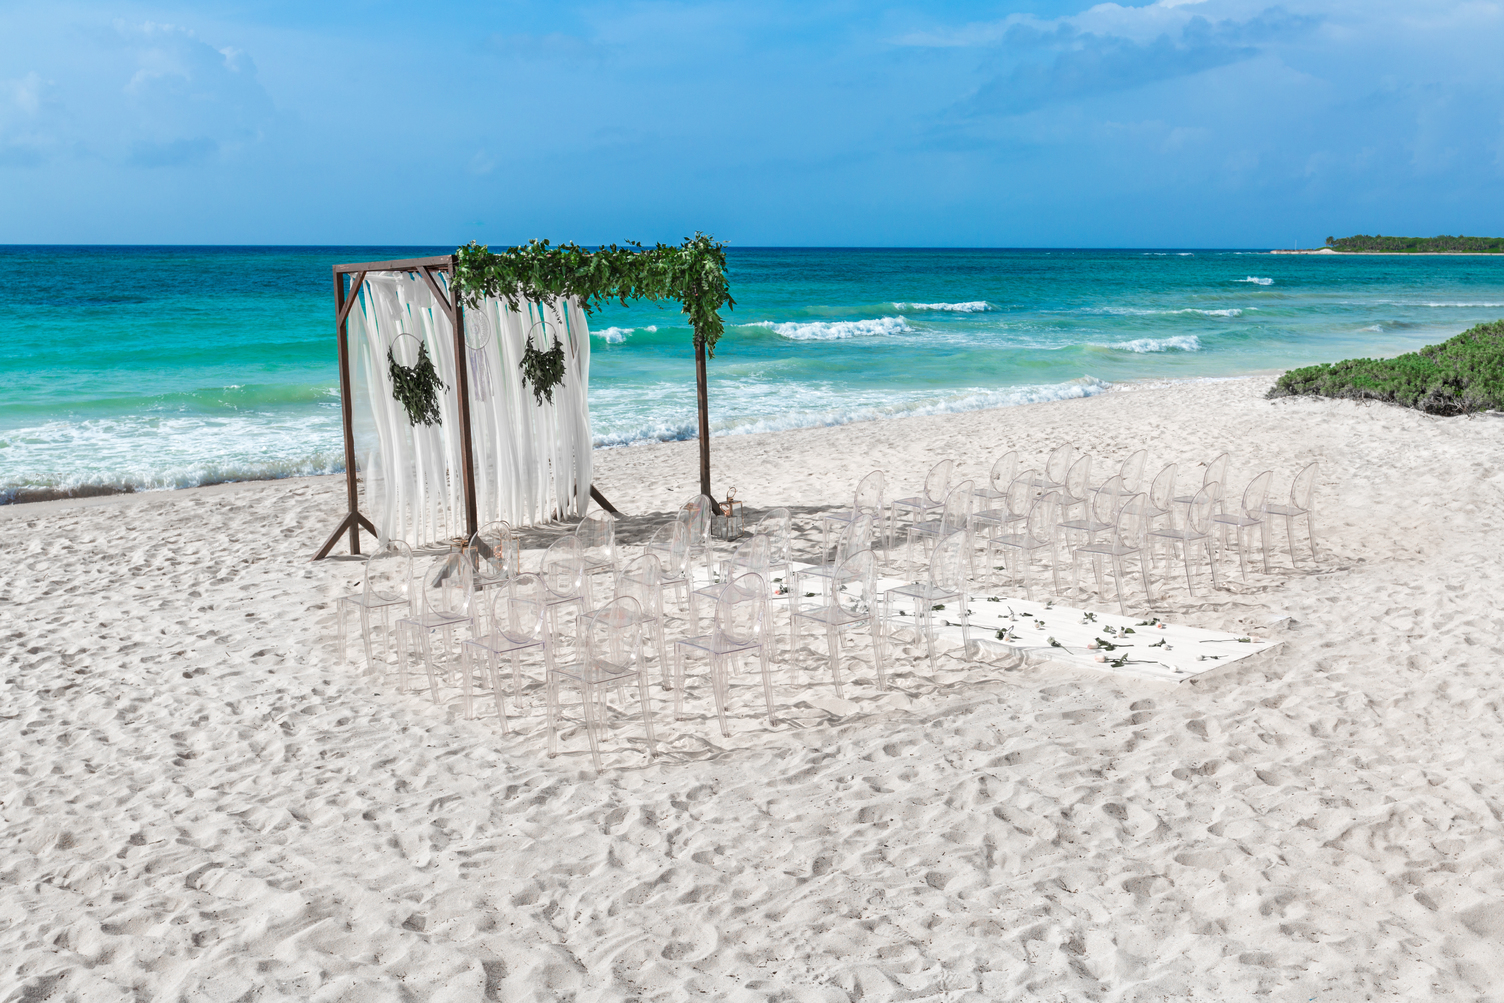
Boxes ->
[470,524,517,587]
[1119,449,1149,493]
[648,518,692,580]
[617,554,665,618]
[364,541,413,605]
[1148,463,1178,512]
[1204,452,1230,492]
[939,480,976,533]
[729,533,772,578]
[830,549,877,613]
[1006,470,1041,520]
[574,511,615,561]
[541,535,586,600]
[716,573,768,645]
[1184,487,1216,537]
[1023,491,1056,546]
[755,508,793,567]
[490,573,545,642]
[1091,475,1126,526]
[681,494,713,549]
[929,530,970,593]
[987,451,1020,495]
[1287,462,1318,511]
[853,470,885,514]
[921,459,955,506]
[419,552,469,618]
[1044,444,1076,485]
[1239,470,1273,518]
[842,512,878,560]
[1112,493,1149,548]
[584,596,643,670]
[1063,453,1093,499]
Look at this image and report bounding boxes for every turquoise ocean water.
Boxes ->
[3,245,1502,500]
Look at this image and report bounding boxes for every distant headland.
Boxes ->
[1272,234,1504,255]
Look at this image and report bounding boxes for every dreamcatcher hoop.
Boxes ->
[389,332,424,367]
[464,312,493,402]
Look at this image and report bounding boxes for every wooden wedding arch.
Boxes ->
[315,237,734,560]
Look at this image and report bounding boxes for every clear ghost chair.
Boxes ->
[1149,486,1220,597]
[459,572,547,728]
[680,494,715,580]
[1176,452,1230,513]
[792,511,876,644]
[674,572,775,735]
[1118,449,1149,494]
[890,459,954,552]
[987,488,1061,599]
[905,479,975,577]
[822,470,885,555]
[1129,463,1179,551]
[639,517,694,621]
[1030,444,1077,492]
[971,468,1036,555]
[547,596,656,772]
[614,554,671,686]
[1050,453,1094,533]
[695,533,771,635]
[882,529,971,674]
[338,539,412,671]
[791,549,884,696]
[1211,470,1273,579]
[1060,474,1125,592]
[754,508,794,594]
[975,451,1021,505]
[469,521,520,592]
[539,535,588,641]
[573,511,617,607]
[397,549,475,700]
[1263,461,1319,563]
[1071,491,1155,616]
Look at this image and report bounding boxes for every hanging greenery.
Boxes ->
[388,341,446,426]
[520,334,567,405]
[451,233,734,356]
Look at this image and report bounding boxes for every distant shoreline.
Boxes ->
[1271,248,1504,256]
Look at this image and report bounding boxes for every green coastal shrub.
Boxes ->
[1268,320,1504,416]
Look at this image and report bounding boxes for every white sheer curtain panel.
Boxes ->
[350,271,593,547]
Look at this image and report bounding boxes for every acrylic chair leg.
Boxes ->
[422,633,442,704]
[711,654,732,737]
[673,644,687,721]
[758,645,776,721]
[637,669,657,758]
[958,594,971,659]
[580,682,603,772]
[655,621,670,690]
[360,608,378,672]
[494,651,512,732]
[827,625,844,699]
[1112,556,1128,617]
[1139,548,1154,606]
[396,625,410,693]
[1306,512,1318,562]
[461,646,475,719]
[870,614,886,690]
[1181,541,1196,597]
[1260,520,1271,574]
[545,673,559,756]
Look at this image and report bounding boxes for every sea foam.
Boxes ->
[1106,335,1202,353]
[594,324,656,343]
[892,301,991,312]
[1237,276,1275,286]
[751,316,911,341]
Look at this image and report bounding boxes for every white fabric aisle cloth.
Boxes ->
[348,271,592,546]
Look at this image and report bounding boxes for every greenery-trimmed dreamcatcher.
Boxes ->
[387,334,446,426]
[520,310,567,405]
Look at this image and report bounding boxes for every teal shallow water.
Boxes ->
[2,245,1501,498]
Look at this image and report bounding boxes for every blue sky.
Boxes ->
[2,0,1501,247]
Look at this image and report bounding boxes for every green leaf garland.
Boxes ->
[520,335,566,405]
[388,341,446,427]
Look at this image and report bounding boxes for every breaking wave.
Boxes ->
[750,316,912,341]
[892,301,992,312]
[1237,276,1274,286]
[1104,335,1202,353]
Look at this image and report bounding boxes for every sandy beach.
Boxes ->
[4,374,1504,1000]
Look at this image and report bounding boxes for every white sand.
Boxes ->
[4,375,1504,1001]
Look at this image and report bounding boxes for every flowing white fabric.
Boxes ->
[348,271,592,547]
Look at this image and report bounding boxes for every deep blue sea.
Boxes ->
[3,245,1502,499]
